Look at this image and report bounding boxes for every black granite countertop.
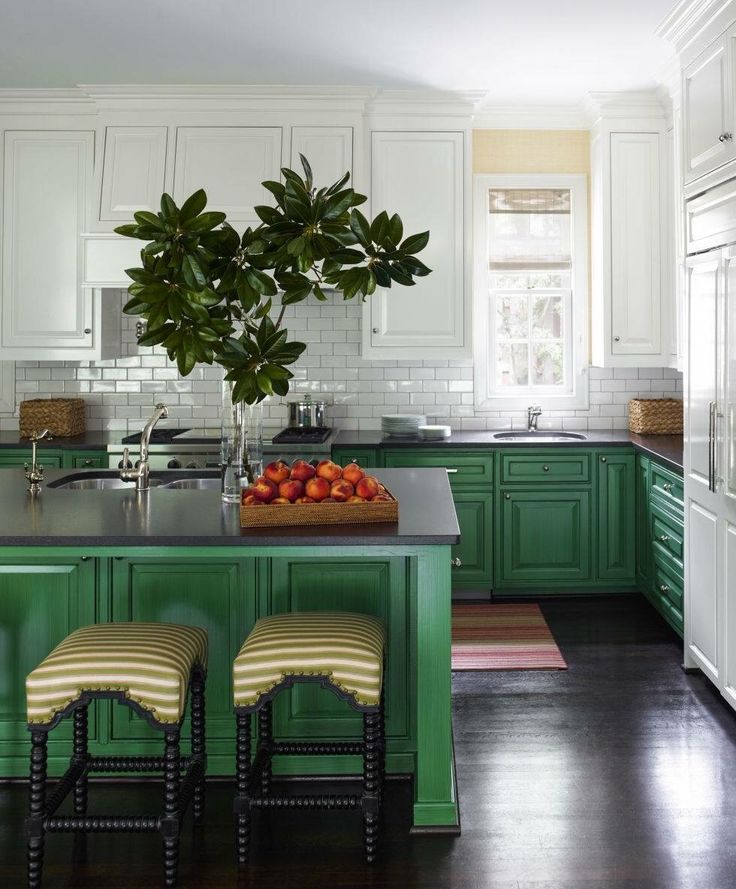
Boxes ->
[0,468,460,547]
[333,429,683,473]
[0,431,121,450]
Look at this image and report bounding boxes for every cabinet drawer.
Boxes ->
[331,447,382,469]
[650,464,684,512]
[651,503,684,564]
[383,450,493,486]
[66,451,107,469]
[500,452,590,485]
[653,558,683,610]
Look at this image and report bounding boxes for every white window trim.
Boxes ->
[473,173,589,411]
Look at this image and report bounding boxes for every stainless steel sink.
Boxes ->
[160,478,220,491]
[492,431,588,442]
[50,476,165,490]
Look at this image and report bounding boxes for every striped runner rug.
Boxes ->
[452,603,567,670]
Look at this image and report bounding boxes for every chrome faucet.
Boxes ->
[527,405,542,432]
[120,403,169,492]
[24,429,51,494]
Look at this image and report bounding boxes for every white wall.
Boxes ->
[0,291,681,434]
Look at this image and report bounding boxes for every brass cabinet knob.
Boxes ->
[451,557,462,568]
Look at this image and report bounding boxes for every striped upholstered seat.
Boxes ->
[233,612,385,710]
[27,623,208,727]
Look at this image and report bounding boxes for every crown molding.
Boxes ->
[0,88,96,115]
[367,89,485,119]
[472,104,587,130]
[657,0,736,55]
[583,90,668,125]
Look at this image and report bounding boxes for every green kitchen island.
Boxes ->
[0,467,460,832]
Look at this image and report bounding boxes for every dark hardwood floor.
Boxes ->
[3,595,736,889]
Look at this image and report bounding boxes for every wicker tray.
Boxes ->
[240,487,398,528]
[19,398,86,438]
[628,398,683,435]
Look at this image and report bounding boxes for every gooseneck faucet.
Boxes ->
[120,403,169,492]
[527,405,542,432]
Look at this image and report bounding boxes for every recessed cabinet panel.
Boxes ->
[1,131,94,356]
[451,491,493,586]
[687,500,719,680]
[610,132,662,355]
[99,126,168,221]
[683,36,735,184]
[173,127,282,224]
[597,452,636,581]
[367,131,465,357]
[290,126,352,188]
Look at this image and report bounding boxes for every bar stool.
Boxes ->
[232,612,386,863]
[25,622,208,889]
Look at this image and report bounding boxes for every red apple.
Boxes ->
[252,476,278,503]
[279,479,304,502]
[330,479,354,502]
[305,476,331,502]
[316,459,343,483]
[342,462,365,485]
[264,460,290,485]
[355,476,380,500]
[290,459,316,482]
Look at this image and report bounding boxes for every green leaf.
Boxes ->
[324,189,356,220]
[137,323,176,347]
[114,224,140,238]
[254,205,282,224]
[299,154,314,190]
[182,253,207,289]
[134,210,163,229]
[187,212,227,232]
[400,231,430,254]
[160,193,178,220]
[370,210,390,245]
[388,213,403,246]
[262,180,286,203]
[349,209,371,248]
[330,248,364,265]
[179,189,207,222]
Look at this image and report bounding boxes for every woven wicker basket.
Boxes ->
[19,398,86,438]
[240,487,398,528]
[628,398,683,435]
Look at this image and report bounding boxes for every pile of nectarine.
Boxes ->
[241,459,392,506]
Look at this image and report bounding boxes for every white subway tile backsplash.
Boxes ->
[0,290,684,433]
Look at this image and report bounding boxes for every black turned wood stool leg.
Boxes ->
[362,710,381,863]
[162,728,181,889]
[26,731,48,889]
[257,701,273,797]
[72,705,89,815]
[235,712,252,865]
[190,668,206,823]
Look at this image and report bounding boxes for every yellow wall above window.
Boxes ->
[472,130,590,175]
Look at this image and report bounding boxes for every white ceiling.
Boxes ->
[0,0,677,104]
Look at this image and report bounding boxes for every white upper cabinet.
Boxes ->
[290,126,353,188]
[590,113,672,368]
[0,130,118,360]
[173,127,282,225]
[610,132,662,356]
[365,130,467,359]
[98,126,168,222]
[683,32,736,185]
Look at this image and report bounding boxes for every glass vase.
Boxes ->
[220,380,264,503]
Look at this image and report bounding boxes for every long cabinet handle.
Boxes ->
[445,468,458,474]
[708,401,717,492]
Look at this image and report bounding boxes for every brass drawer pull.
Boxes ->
[451,557,462,568]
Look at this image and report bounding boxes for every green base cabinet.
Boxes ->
[636,455,652,589]
[498,489,592,586]
[0,556,98,773]
[63,450,108,469]
[596,451,636,581]
[332,447,382,469]
[0,450,63,468]
[449,490,494,587]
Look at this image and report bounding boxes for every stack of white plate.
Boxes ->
[381,414,426,436]
[418,424,452,440]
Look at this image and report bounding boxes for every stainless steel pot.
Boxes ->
[287,394,327,428]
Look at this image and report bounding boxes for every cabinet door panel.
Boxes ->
[0,558,97,774]
[173,127,282,224]
[610,132,661,355]
[99,126,168,221]
[683,37,734,183]
[2,131,94,355]
[451,490,493,586]
[265,558,410,744]
[110,559,254,759]
[290,126,352,188]
[687,499,719,681]
[368,131,465,356]
[499,490,591,585]
[597,452,635,581]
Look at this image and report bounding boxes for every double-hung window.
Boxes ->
[473,174,589,410]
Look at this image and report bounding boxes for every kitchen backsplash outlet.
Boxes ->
[0,291,682,433]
